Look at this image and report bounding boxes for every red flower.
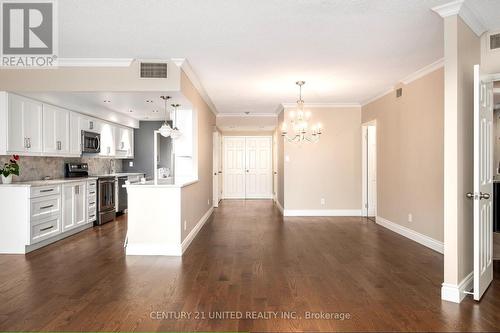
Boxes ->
[13,155,19,161]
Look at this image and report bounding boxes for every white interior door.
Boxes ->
[245,137,272,198]
[473,64,494,301]
[223,137,246,198]
[213,132,221,206]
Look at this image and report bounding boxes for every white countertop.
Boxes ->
[90,172,145,178]
[125,177,198,188]
[0,177,98,187]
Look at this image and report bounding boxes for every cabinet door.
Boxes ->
[43,105,70,155]
[128,128,134,158]
[23,100,43,153]
[62,182,87,231]
[69,112,82,155]
[62,184,76,232]
[7,94,26,152]
[115,127,131,158]
[7,94,43,153]
[74,182,87,226]
[100,123,115,156]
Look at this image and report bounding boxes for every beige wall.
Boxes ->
[276,110,285,208]
[481,32,500,74]
[216,115,277,132]
[180,70,216,242]
[443,15,480,286]
[362,68,444,242]
[283,107,361,211]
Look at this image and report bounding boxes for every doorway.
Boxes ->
[362,121,377,221]
[222,136,273,199]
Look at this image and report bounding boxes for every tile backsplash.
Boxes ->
[0,155,123,182]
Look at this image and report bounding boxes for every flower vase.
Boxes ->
[1,174,12,184]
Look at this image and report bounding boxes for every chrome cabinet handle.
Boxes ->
[40,189,54,193]
[466,192,491,200]
[40,204,54,210]
[40,225,54,232]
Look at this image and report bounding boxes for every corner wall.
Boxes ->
[179,70,216,242]
[442,15,480,302]
[362,68,444,243]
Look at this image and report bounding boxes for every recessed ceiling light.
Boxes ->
[129,110,133,113]
[152,110,158,113]
[103,100,111,103]
[244,111,250,115]
[146,100,154,103]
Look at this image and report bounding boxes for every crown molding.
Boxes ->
[432,0,486,36]
[361,87,395,107]
[401,58,444,85]
[216,113,278,117]
[57,58,134,67]
[172,58,218,115]
[281,102,361,109]
[362,57,445,107]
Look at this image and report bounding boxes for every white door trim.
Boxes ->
[361,120,377,217]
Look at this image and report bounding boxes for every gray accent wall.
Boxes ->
[122,121,172,179]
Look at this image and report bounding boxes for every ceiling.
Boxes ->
[55,0,500,115]
[21,92,192,121]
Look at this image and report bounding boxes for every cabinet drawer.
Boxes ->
[31,185,61,198]
[31,195,61,222]
[31,216,61,244]
[88,181,97,191]
[88,210,97,222]
[88,193,96,206]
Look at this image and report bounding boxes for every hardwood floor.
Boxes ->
[1,199,500,332]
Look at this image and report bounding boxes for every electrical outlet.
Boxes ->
[129,161,134,167]
[408,213,413,222]
[184,220,187,231]
[320,198,325,205]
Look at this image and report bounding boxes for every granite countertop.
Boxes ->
[0,177,98,187]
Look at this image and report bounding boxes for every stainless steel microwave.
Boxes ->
[81,131,101,153]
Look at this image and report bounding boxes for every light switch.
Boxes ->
[129,161,134,167]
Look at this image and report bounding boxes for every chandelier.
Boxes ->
[158,97,182,139]
[281,81,323,143]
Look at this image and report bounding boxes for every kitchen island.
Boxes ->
[124,177,213,256]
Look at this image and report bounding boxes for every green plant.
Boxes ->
[0,155,20,177]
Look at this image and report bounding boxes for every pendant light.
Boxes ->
[170,103,182,139]
[158,95,172,137]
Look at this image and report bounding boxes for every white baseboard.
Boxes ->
[284,209,362,217]
[274,199,284,215]
[375,216,444,254]
[181,207,214,253]
[441,272,473,303]
[126,243,182,256]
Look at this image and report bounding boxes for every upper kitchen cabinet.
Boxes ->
[99,123,116,157]
[114,126,134,158]
[43,105,70,156]
[69,112,82,156]
[5,93,43,155]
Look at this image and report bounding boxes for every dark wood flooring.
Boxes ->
[0,200,500,332]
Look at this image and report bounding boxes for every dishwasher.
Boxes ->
[117,176,128,215]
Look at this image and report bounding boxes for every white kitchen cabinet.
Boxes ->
[43,104,70,155]
[80,117,101,133]
[100,123,116,157]
[62,181,87,232]
[115,126,134,158]
[69,112,82,156]
[7,94,43,154]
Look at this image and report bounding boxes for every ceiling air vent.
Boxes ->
[140,62,168,78]
[490,33,500,50]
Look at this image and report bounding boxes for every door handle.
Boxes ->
[246,170,249,173]
[480,192,490,200]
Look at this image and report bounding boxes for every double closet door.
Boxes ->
[223,136,272,199]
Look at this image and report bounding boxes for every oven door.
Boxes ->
[98,179,115,212]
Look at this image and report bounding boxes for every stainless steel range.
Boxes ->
[96,177,116,225]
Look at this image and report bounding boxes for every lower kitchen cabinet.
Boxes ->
[0,179,96,254]
[62,181,87,232]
